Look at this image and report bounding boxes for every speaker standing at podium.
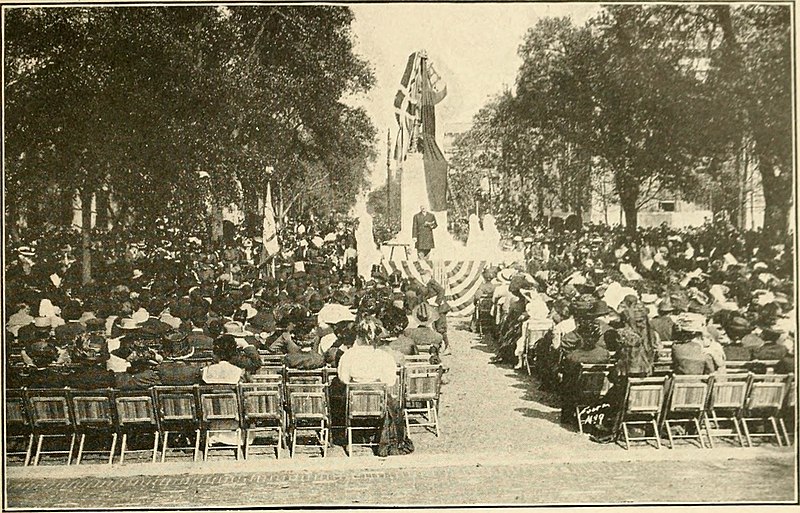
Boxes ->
[412,205,437,260]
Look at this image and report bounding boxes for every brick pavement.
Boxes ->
[6,454,796,507]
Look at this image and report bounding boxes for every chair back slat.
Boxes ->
[669,376,711,412]
[72,394,114,426]
[404,365,441,401]
[288,384,327,420]
[577,364,613,403]
[27,390,71,427]
[347,384,387,418]
[115,394,157,426]
[710,376,749,409]
[239,384,283,423]
[286,369,325,385]
[258,352,284,367]
[6,390,29,428]
[254,365,284,376]
[200,387,241,423]
[747,375,789,411]
[625,378,666,415]
[251,373,283,384]
[155,386,198,423]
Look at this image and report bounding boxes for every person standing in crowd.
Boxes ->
[412,205,437,260]
[419,271,451,356]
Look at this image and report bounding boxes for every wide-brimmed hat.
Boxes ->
[590,300,612,318]
[119,318,141,330]
[317,304,356,325]
[161,332,194,360]
[497,268,516,283]
[675,312,707,333]
[657,297,675,313]
[33,317,52,329]
[27,341,59,367]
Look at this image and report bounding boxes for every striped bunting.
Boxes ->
[383,260,487,318]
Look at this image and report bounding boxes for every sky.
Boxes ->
[347,3,602,186]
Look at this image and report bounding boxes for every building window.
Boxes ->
[659,201,676,212]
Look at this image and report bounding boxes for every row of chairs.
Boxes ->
[6,363,443,466]
[572,364,795,450]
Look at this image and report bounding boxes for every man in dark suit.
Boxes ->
[156,332,202,385]
[412,205,437,259]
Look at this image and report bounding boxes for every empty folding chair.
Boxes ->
[114,389,159,464]
[71,389,117,465]
[703,373,749,448]
[154,385,201,462]
[403,364,442,437]
[199,385,243,460]
[27,388,75,465]
[287,383,328,457]
[573,364,614,435]
[618,376,668,449]
[740,374,790,447]
[661,375,712,449]
[6,388,34,466]
[345,383,387,457]
[240,383,285,459]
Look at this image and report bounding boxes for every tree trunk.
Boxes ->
[80,188,93,284]
[621,200,638,234]
[760,160,791,245]
[210,203,224,244]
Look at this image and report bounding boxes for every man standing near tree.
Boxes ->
[412,205,437,260]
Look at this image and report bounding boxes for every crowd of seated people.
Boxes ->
[474,221,795,443]
[5,214,454,458]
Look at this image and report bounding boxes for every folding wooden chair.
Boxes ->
[287,383,328,457]
[239,383,285,459]
[725,361,751,375]
[573,363,614,434]
[286,368,325,385]
[740,374,790,447]
[154,385,201,462]
[27,388,75,465]
[651,361,673,377]
[618,376,668,449]
[661,375,712,449]
[404,355,432,365]
[656,348,672,362]
[703,373,748,448]
[199,385,243,460]
[71,389,118,465]
[114,389,159,464]
[258,352,285,367]
[403,364,442,437]
[779,374,795,446]
[6,388,34,466]
[345,383,387,457]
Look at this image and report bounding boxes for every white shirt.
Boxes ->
[202,361,245,384]
[337,344,397,386]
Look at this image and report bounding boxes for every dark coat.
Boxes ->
[67,365,116,390]
[752,343,789,361]
[723,344,753,362]
[54,322,86,345]
[25,368,68,389]
[403,326,443,351]
[672,340,713,375]
[412,211,437,250]
[649,316,674,342]
[115,369,162,390]
[156,360,202,385]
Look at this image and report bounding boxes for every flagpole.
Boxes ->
[386,127,391,227]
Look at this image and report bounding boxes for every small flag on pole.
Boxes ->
[262,182,279,258]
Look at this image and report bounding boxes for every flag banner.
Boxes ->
[421,57,448,211]
[394,52,422,162]
[262,183,279,258]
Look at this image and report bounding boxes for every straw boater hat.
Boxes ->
[411,302,439,326]
[119,318,141,330]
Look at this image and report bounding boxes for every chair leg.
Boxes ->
[33,435,44,466]
[203,431,210,461]
[433,401,440,438]
[290,428,296,458]
[739,418,752,447]
[193,429,201,462]
[161,431,169,463]
[152,431,159,463]
[665,420,675,449]
[119,433,127,465]
[67,433,76,466]
[76,434,86,465]
[23,434,33,467]
[694,417,706,449]
[622,423,630,450]
[651,419,661,449]
[109,432,118,465]
[770,417,783,447]
[703,414,715,449]
[779,418,791,447]
[322,426,328,458]
[347,427,352,457]
[576,407,584,435]
[243,429,249,460]
[236,429,242,460]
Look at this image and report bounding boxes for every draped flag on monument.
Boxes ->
[393,52,422,162]
[421,56,448,211]
[262,183,279,258]
[394,51,447,163]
